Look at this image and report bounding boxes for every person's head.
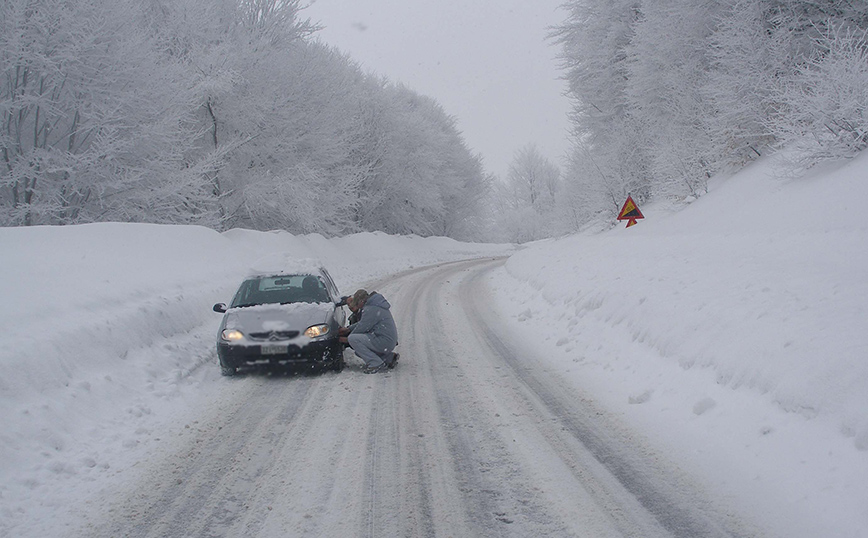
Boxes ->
[348,289,369,312]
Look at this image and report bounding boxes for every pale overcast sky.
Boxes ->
[302,0,573,179]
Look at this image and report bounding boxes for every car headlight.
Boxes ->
[221,329,244,341]
[304,324,330,338]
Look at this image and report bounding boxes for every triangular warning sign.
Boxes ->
[617,196,644,227]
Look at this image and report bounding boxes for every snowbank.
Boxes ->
[491,153,868,537]
[1,225,508,400]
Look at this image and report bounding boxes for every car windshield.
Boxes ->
[230,274,330,308]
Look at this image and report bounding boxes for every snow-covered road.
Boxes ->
[75,258,758,538]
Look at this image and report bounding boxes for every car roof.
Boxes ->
[244,257,327,279]
[245,269,326,279]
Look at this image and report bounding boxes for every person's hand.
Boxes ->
[338,327,350,336]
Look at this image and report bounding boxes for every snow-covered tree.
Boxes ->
[1,0,490,239]
[490,144,561,243]
[352,84,490,239]
[505,144,560,212]
[552,0,653,224]
[703,0,782,168]
[771,21,868,165]
[554,0,868,227]
[624,0,722,198]
[0,0,206,226]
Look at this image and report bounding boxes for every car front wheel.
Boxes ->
[327,344,344,372]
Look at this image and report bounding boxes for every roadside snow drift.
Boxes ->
[491,154,868,538]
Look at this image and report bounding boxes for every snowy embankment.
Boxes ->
[0,225,510,533]
[491,153,868,537]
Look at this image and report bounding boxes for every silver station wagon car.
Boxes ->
[213,267,346,376]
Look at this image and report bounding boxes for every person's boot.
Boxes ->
[363,363,387,374]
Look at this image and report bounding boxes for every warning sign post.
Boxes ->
[617,195,644,228]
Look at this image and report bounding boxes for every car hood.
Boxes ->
[224,303,333,332]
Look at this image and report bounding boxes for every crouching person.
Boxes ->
[338,289,399,374]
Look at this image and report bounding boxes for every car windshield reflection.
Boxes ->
[229,274,330,308]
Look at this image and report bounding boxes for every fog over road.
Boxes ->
[80,258,758,538]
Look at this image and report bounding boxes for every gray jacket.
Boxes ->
[348,293,398,351]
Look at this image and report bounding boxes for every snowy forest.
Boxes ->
[0,0,490,239]
[3,0,868,242]
[545,0,868,233]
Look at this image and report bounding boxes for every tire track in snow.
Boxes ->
[354,263,471,537]
[75,257,760,538]
[82,377,312,537]
[416,259,608,537]
[460,259,756,538]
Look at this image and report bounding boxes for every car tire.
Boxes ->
[221,365,237,377]
[327,344,345,373]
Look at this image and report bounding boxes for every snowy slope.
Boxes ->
[490,153,868,537]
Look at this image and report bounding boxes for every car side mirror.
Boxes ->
[213,303,227,313]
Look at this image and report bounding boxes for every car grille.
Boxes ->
[247,330,300,341]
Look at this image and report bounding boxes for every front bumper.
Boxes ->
[217,338,338,368]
